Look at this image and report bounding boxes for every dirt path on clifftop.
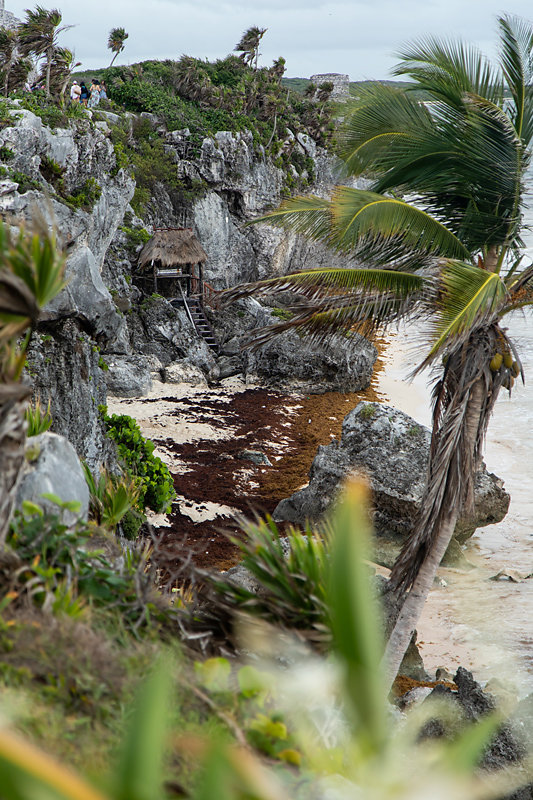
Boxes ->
[107,360,386,577]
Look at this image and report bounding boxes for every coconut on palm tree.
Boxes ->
[18,5,72,97]
[107,26,128,68]
[222,15,533,689]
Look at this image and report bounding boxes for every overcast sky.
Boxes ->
[6,0,533,80]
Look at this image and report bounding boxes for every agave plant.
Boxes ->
[222,15,533,688]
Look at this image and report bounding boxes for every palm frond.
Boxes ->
[498,15,533,143]
[222,267,426,347]
[328,186,471,260]
[393,36,504,107]
[391,325,507,592]
[252,194,333,242]
[416,261,508,370]
[337,85,434,175]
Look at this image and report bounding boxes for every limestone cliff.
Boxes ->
[0,102,375,468]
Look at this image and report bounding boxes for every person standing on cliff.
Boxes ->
[88,78,100,107]
[80,82,89,105]
[70,80,81,103]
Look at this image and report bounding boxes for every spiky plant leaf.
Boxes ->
[328,479,386,756]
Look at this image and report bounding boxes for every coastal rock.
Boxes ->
[24,320,111,472]
[163,362,208,385]
[103,355,153,398]
[245,327,377,393]
[273,401,510,566]
[212,298,377,392]
[16,432,89,525]
[423,668,529,785]
[0,109,134,341]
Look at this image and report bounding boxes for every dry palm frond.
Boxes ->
[390,324,508,592]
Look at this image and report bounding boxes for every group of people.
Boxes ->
[70,78,108,107]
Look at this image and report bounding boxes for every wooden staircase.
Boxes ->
[178,293,220,354]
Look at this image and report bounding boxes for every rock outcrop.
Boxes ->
[24,321,111,471]
[16,432,89,525]
[273,401,510,566]
[0,105,375,467]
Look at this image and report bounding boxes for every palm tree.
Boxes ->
[222,15,533,690]
[234,26,267,70]
[40,45,80,102]
[107,26,128,68]
[0,219,65,548]
[18,6,72,97]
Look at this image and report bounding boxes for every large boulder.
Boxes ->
[273,401,510,566]
[16,432,89,525]
[212,298,377,393]
[103,354,152,398]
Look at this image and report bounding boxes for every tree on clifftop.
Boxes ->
[108,26,129,67]
[18,5,72,97]
[234,25,267,70]
[223,15,533,689]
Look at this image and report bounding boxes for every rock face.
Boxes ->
[424,668,529,788]
[0,108,134,342]
[273,401,510,566]
[24,321,111,472]
[210,298,377,393]
[4,105,375,467]
[16,432,90,525]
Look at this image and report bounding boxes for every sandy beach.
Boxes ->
[107,325,533,690]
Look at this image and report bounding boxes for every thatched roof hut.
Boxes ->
[138,228,207,271]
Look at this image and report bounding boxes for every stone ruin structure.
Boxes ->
[0,1,21,31]
[310,73,350,100]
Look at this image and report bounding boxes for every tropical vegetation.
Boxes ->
[0,483,530,800]
[223,14,533,688]
[17,5,72,96]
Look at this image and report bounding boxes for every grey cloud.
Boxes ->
[6,0,533,79]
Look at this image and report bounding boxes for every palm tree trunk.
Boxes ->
[45,45,52,97]
[109,50,118,68]
[382,378,485,691]
[0,395,28,549]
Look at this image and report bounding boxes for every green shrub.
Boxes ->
[7,498,170,634]
[100,408,175,513]
[62,176,102,210]
[120,224,151,251]
[10,170,42,194]
[19,93,68,128]
[39,154,64,188]
[0,145,14,160]
[121,507,145,540]
[270,307,293,321]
